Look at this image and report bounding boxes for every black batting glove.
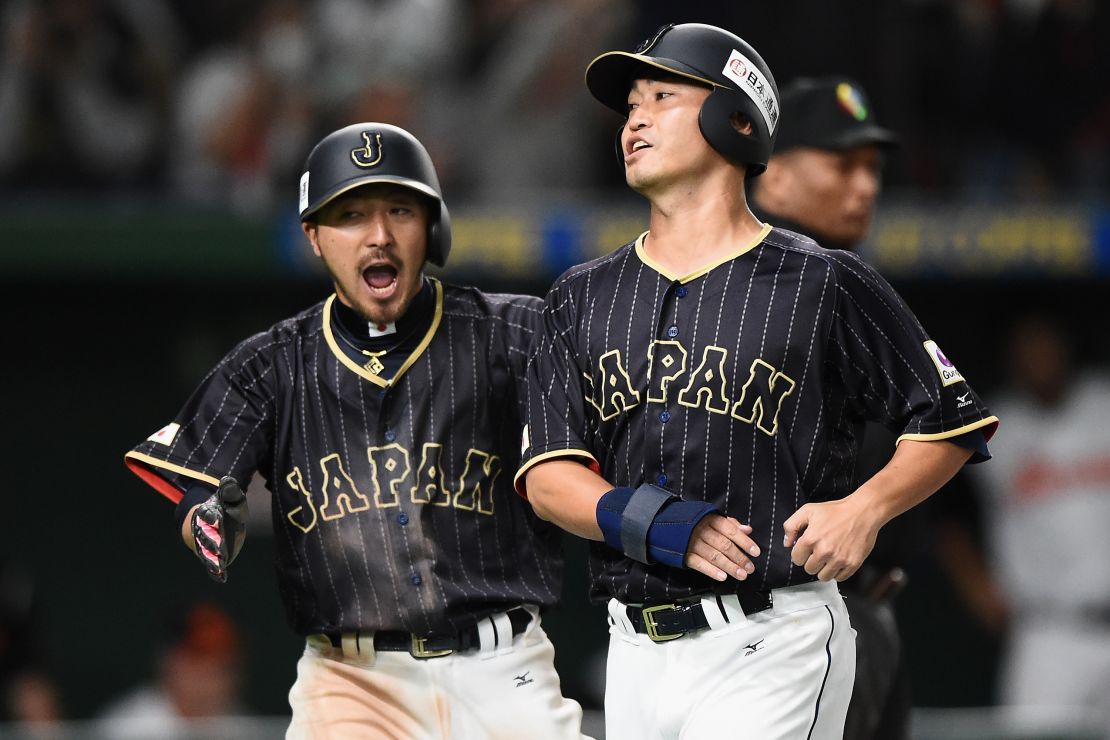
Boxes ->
[189,476,249,583]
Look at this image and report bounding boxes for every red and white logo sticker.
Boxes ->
[721,49,779,133]
[147,422,180,446]
[923,340,964,387]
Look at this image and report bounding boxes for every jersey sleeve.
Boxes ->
[124,332,278,503]
[825,251,999,447]
[483,292,545,479]
[499,294,545,423]
[513,280,600,496]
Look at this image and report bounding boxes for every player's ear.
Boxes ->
[302,220,323,258]
[729,112,754,136]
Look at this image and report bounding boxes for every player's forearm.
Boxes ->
[524,459,612,541]
[854,439,972,526]
[181,504,201,551]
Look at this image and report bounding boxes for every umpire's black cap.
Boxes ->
[774,77,898,154]
[299,122,452,266]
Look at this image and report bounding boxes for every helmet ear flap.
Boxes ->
[698,88,776,176]
[426,202,452,267]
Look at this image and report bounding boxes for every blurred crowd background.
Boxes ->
[2,0,1109,738]
[2,0,1108,206]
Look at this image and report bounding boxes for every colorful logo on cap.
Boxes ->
[836,83,868,122]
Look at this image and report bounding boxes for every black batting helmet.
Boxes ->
[298,123,452,266]
[585,23,780,176]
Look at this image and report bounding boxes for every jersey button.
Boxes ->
[384,430,396,442]
[656,474,668,487]
[676,286,688,298]
[666,325,679,338]
[398,512,409,525]
[410,574,422,586]
[659,411,671,423]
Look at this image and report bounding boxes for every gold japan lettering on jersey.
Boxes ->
[587,341,797,435]
[284,444,502,533]
[319,453,372,520]
[584,349,641,420]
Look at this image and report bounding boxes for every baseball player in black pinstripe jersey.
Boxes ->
[516,24,999,740]
[125,123,589,739]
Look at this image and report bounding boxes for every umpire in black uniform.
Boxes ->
[750,76,910,740]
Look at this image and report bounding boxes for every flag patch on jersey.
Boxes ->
[147,422,180,446]
[368,321,397,337]
[923,341,964,386]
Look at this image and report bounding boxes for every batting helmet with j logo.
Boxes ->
[298,123,452,266]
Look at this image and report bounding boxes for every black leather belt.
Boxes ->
[327,608,532,658]
[627,591,773,642]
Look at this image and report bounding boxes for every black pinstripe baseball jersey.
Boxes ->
[516,225,998,605]
[126,278,562,637]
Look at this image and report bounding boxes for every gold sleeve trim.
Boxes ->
[513,448,599,494]
[124,451,222,487]
[896,416,1000,445]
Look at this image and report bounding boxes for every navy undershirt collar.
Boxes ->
[329,278,435,377]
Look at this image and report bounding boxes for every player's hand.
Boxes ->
[684,514,761,582]
[782,496,881,582]
[189,476,249,583]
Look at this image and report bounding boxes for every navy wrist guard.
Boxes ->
[596,483,719,568]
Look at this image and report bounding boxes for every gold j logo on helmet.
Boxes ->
[351,132,384,168]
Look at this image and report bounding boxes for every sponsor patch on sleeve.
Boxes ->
[720,49,779,133]
[923,340,965,386]
[147,422,181,446]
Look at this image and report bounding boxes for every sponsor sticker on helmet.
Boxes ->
[923,340,964,386]
[299,172,310,214]
[721,49,779,133]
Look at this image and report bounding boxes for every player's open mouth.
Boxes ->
[363,265,398,297]
[625,138,652,162]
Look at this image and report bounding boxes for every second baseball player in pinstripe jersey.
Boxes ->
[521,225,999,602]
[517,23,998,740]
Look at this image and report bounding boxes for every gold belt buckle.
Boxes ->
[411,635,453,659]
[642,603,683,642]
